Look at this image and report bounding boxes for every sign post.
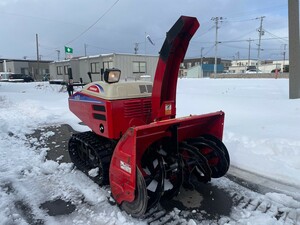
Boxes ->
[64,46,73,59]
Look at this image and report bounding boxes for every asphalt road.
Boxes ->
[26,124,300,225]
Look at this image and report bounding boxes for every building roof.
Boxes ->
[0,58,52,63]
[51,53,159,64]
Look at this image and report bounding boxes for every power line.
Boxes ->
[225,17,258,23]
[65,0,120,46]
[224,29,257,43]
[220,3,287,20]
[220,43,249,50]
[263,29,288,43]
[221,37,288,43]
[203,45,215,56]
[197,26,215,38]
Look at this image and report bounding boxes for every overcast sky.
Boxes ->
[0,0,288,61]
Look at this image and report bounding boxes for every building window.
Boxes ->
[103,61,113,70]
[133,61,146,73]
[64,65,70,75]
[57,66,63,75]
[21,68,29,75]
[91,62,100,74]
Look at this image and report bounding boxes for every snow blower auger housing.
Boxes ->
[68,15,230,217]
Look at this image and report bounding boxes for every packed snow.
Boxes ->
[0,79,299,225]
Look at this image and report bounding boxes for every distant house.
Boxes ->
[0,58,51,81]
[181,57,228,77]
[49,53,159,83]
[186,65,203,78]
[229,59,289,73]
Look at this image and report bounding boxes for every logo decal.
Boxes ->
[87,85,99,93]
[87,84,104,93]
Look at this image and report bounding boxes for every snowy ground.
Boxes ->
[0,79,299,224]
[177,78,300,189]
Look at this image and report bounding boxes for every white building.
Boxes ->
[229,59,289,73]
[49,53,158,83]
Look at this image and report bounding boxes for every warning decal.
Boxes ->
[165,103,172,115]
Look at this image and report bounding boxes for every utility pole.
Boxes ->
[200,47,204,77]
[256,16,265,72]
[247,38,254,67]
[36,33,39,80]
[134,43,139,54]
[236,51,240,60]
[84,43,87,56]
[282,44,287,71]
[56,50,60,61]
[200,47,204,67]
[212,17,223,78]
[288,0,300,99]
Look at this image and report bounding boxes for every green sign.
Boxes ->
[65,46,73,54]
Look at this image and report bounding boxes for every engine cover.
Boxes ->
[69,81,153,139]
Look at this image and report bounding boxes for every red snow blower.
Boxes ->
[68,15,230,217]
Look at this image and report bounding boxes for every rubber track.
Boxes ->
[68,131,115,185]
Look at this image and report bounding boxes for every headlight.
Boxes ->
[104,69,121,83]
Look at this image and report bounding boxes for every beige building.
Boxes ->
[0,59,51,80]
[49,53,159,83]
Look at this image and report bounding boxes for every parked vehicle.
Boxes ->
[9,74,34,82]
[245,69,262,74]
[245,66,262,74]
[0,72,14,82]
[271,68,281,73]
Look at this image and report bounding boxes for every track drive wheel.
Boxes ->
[68,132,114,185]
[121,168,148,218]
[179,142,212,185]
[187,136,230,178]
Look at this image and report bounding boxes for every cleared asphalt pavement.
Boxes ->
[25,124,300,224]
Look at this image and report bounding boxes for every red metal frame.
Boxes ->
[110,111,225,204]
[151,16,199,121]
